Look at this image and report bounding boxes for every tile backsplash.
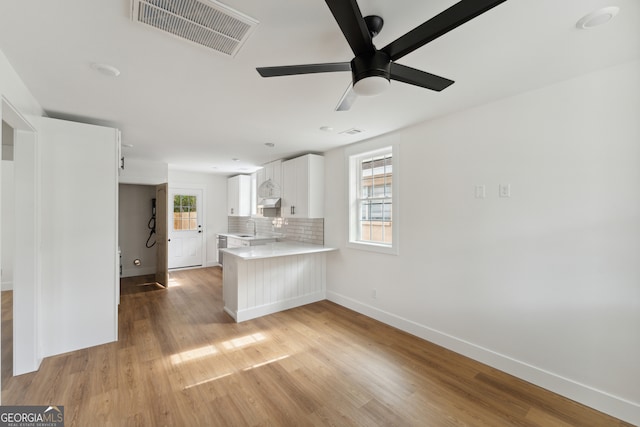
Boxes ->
[228,216,324,245]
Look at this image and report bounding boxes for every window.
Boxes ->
[348,145,398,254]
[173,194,198,231]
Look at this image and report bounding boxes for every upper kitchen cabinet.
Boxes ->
[227,175,251,216]
[282,154,324,218]
[256,159,282,197]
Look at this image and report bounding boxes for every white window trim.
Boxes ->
[346,143,399,255]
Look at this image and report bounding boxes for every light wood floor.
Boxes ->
[1,268,632,426]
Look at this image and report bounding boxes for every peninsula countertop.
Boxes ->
[219,241,337,260]
[216,232,279,243]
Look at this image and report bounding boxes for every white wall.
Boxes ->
[1,160,13,290]
[38,117,119,357]
[324,60,640,425]
[119,184,157,277]
[168,170,229,266]
[119,158,168,185]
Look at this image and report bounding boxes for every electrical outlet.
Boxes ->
[372,289,377,299]
[499,184,511,198]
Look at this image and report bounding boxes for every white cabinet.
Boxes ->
[227,175,251,216]
[255,160,283,217]
[256,159,282,198]
[282,154,324,218]
[227,237,250,248]
[227,236,277,248]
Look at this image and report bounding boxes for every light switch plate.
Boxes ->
[499,184,511,198]
[474,185,486,199]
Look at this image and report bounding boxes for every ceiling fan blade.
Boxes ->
[335,84,357,111]
[390,63,454,92]
[381,0,507,61]
[257,62,351,78]
[325,0,375,56]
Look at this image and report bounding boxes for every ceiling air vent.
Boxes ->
[131,0,258,57]
[339,128,365,136]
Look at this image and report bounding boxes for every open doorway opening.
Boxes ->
[118,183,168,290]
[1,97,39,390]
[1,120,15,385]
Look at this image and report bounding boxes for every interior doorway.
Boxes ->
[1,97,39,385]
[1,119,15,386]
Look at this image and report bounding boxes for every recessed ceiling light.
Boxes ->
[264,142,275,148]
[232,158,240,162]
[576,7,619,29]
[90,62,121,77]
[122,143,134,148]
[320,126,334,132]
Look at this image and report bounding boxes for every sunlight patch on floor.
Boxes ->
[242,354,289,371]
[168,277,182,287]
[170,344,218,365]
[170,333,268,366]
[183,354,290,390]
[221,332,267,350]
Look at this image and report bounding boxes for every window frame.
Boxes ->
[346,144,399,255]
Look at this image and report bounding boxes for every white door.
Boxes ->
[155,183,169,286]
[168,188,204,269]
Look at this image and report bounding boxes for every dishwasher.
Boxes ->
[217,234,227,266]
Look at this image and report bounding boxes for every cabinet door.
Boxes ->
[227,237,241,248]
[227,175,251,216]
[281,158,297,217]
[282,155,324,218]
[266,160,282,192]
[293,156,309,217]
[227,176,239,216]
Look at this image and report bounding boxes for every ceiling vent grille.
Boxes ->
[132,0,258,57]
[339,128,365,136]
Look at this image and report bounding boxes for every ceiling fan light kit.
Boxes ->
[351,51,391,96]
[256,0,508,110]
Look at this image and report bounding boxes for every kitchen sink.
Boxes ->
[234,234,254,238]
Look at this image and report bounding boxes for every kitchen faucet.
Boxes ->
[246,219,256,236]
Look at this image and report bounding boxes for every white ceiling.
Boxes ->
[0,0,638,175]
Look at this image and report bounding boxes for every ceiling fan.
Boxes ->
[256,0,507,111]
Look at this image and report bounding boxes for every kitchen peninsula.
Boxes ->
[220,241,337,322]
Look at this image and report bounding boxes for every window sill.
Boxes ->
[346,240,398,255]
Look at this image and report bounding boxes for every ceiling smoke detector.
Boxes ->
[91,63,121,77]
[131,0,258,57]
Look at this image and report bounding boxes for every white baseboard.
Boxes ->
[1,280,13,291]
[326,290,640,426]
[230,291,326,323]
[121,266,155,278]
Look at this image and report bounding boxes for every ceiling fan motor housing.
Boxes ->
[351,51,391,96]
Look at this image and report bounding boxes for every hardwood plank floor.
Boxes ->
[1,268,632,426]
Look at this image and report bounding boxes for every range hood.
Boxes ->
[257,197,281,209]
